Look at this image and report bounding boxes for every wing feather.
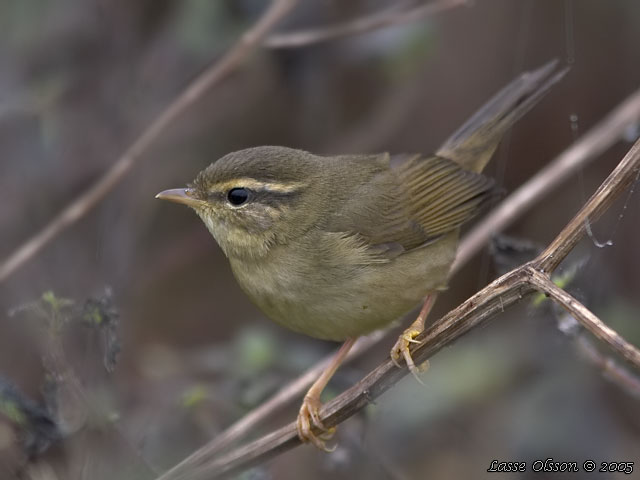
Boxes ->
[325,153,496,259]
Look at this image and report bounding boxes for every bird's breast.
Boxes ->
[228,233,457,341]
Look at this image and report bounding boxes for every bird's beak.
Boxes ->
[155,188,202,208]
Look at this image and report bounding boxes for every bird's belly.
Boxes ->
[229,234,457,341]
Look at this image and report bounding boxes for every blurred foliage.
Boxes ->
[0,377,60,460]
[9,289,120,372]
[2,289,121,473]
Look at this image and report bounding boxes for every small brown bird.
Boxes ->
[157,60,566,450]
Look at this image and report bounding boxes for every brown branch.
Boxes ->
[575,336,640,397]
[168,137,640,479]
[0,0,299,284]
[264,0,468,49]
[527,269,640,367]
[453,86,640,274]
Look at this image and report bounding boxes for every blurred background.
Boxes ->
[1,0,639,479]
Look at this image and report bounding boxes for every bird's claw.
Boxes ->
[390,328,429,383]
[296,395,336,452]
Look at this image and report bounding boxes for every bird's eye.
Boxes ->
[227,188,250,206]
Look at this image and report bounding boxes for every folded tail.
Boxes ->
[437,59,569,173]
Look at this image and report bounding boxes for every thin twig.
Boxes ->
[0,0,299,284]
[528,269,640,367]
[264,0,468,49]
[453,86,640,274]
[575,336,640,397]
[157,138,640,478]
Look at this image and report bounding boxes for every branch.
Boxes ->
[264,0,467,49]
[175,137,640,479]
[0,0,299,284]
[575,336,640,396]
[527,269,640,367]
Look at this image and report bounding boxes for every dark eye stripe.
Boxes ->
[252,188,301,207]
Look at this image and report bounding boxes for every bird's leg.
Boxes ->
[390,293,437,381]
[297,337,356,451]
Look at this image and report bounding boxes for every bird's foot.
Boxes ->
[390,328,429,382]
[390,294,436,381]
[296,394,336,452]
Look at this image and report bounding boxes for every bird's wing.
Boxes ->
[325,153,497,258]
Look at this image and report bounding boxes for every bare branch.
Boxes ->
[264,0,468,49]
[453,86,640,274]
[528,269,640,367]
[0,0,299,284]
[575,336,640,397]
[536,143,640,273]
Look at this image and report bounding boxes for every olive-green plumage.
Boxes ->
[158,60,566,341]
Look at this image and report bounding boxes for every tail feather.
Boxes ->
[437,59,569,173]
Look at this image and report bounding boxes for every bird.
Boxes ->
[156,60,567,450]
